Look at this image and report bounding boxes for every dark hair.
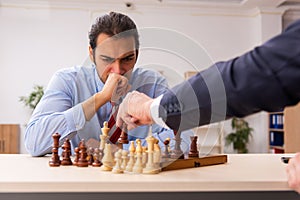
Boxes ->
[89,12,139,50]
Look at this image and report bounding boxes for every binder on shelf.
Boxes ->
[269,113,284,129]
[269,131,284,146]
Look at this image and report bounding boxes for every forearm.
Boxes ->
[82,91,109,121]
[25,104,85,156]
[160,19,300,131]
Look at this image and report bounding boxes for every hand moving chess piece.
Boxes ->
[49,133,61,167]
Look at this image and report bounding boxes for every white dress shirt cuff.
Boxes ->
[150,95,170,130]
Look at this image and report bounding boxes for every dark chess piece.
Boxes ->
[92,147,102,167]
[188,136,199,158]
[87,147,94,165]
[61,138,73,165]
[162,138,171,158]
[77,139,89,167]
[171,131,184,159]
[118,124,129,144]
[49,133,61,167]
[73,147,80,166]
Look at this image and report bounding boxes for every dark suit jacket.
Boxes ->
[160,19,300,132]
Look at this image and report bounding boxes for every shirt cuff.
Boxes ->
[150,95,170,129]
[64,103,86,132]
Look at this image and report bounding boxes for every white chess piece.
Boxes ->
[132,139,143,174]
[100,143,114,171]
[143,136,160,174]
[100,121,110,152]
[112,149,124,173]
[121,150,129,170]
[125,141,135,172]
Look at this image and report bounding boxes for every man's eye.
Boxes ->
[122,57,134,62]
[102,58,114,63]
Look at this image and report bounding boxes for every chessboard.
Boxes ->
[48,121,227,174]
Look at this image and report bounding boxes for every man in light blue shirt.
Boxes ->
[24,12,192,157]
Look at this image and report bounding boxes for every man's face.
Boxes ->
[89,33,137,83]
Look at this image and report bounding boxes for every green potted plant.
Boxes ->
[225,117,253,153]
[19,85,44,110]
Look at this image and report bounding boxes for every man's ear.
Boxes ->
[89,46,94,63]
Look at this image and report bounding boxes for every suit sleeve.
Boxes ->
[160,19,300,132]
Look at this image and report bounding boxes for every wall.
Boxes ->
[0,0,286,153]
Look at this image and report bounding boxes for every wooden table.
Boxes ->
[0,154,299,200]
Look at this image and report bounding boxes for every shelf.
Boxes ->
[269,145,284,150]
[269,128,284,132]
[269,111,284,114]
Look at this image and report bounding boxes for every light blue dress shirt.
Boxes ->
[25,65,192,156]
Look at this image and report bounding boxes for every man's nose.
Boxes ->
[110,60,122,74]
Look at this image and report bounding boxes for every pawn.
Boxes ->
[92,148,102,167]
[162,138,171,159]
[61,138,73,165]
[125,141,135,172]
[112,149,124,173]
[49,133,61,167]
[77,139,89,167]
[87,147,94,165]
[132,139,143,174]
[121,150,129,170]
[73,147,80,166]
[188,136,199,158]
[153,139,161,165]
[142,146,147,167]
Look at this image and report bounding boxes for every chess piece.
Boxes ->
[188,136,199,158]
[73,147,80,166]
[143,136,160,174]
[118,124,129,145]
[61,138,73,165]
[162,138,171,158]
[87,147,94,165]
[171,131,184,159]
[132,139,143,174]
[77,139,89,167]
[100,121,110,152]
[142,146,147,167]
[153,139,161,166]
[112,149,124,173]
[125,141,135,172]
[49,133,61,167]
[100,143,114,171]
[121,150,129,170]
[92,147,102,167]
